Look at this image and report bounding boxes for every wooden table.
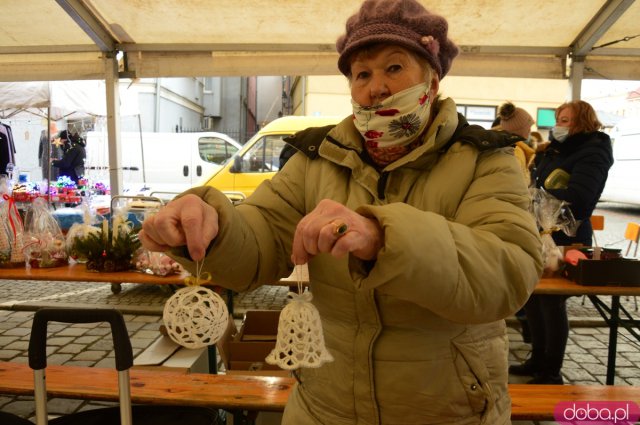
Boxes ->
[535,277,640,385]
[0,263,187,294]
[0,263,309,294]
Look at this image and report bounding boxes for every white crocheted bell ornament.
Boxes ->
[163,285,229,349]
[266,290,333,370]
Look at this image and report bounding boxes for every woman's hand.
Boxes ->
[138,194,219,261]
[291,199,383,265]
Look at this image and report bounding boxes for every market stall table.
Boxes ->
[0,262,186,294]
[3,265,638,383]
[536,276,640,385]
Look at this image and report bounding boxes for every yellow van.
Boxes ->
[200,115,343,202]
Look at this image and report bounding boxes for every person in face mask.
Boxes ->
[510,100,613,385]
[138,0,543,423]
[493,101,537,186]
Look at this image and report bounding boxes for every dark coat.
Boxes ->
[532,131,613,245]
[52,142,86,184]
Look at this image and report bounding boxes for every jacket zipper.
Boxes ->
[377,172,389,200]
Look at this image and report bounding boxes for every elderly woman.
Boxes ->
[511,100,613,385]
[140,0,542,423]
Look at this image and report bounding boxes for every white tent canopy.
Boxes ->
[0,0,638,82]
[0,81,139,120]
[0,81,105,120]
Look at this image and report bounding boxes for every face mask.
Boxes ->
[352,83,432,166]
[551,126,570,142]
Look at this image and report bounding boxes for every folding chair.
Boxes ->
[29,308,222,425]
[582,215,605,305]
[624,222,639,310]
[590,215,605,247]
[624,222,639,258]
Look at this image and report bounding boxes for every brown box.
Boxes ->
[564,258,640,286]
[216,310,290,377]
[237,310,281,342]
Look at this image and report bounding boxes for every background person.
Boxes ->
[493,101,537,343]
[51,130,86,185]
[140,0,543,423]
[38,121,58,174]
[494,101,536,186]
[529,131,543,150]
[510,100,613,385]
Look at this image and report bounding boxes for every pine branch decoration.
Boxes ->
[77,228,141,272]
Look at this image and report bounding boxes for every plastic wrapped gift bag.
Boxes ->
[530,188,578,272]
[135,249,183,276]
[0,192,25,268]
[22,197,67,268]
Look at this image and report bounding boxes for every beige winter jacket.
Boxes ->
[173,98,543,425]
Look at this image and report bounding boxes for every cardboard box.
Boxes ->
[217,312,288,424]
[134,334,210,374]
[237,310,280,341]
[226,411,283,425]
[564,258,640,286]
[216,310,290,377]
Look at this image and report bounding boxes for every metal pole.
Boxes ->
[118,370,133,425]
[33,369,48,425]
[45,109,52,205]
[138,114,148,189]
[105,56,123,196]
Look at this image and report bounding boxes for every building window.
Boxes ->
[456,105,497,129]
[536,108,556,129]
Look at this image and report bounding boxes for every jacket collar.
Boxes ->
[285,97,522,172]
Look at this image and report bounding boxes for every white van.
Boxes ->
[600,118,640,206]
[85,131,241,199]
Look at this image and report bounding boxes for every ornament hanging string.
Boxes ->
[184,260,212,287]
[296,264,303,295]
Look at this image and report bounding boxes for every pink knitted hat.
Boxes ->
[336,0,459,79]
[498,102,534,139]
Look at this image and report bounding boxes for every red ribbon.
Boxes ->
[21,237,46,255]
[2,193,24,238]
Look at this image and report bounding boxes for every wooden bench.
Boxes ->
[2,361,639,421]
[509,383,640,420]
[0,362,292,413]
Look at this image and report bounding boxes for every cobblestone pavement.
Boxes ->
[0,278,639,424]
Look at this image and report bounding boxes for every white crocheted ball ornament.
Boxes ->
[266,290,333,370]
[163,285,229,349]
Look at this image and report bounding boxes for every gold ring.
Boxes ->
[333,222,349,237]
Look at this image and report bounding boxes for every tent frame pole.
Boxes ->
[105,56,123,196]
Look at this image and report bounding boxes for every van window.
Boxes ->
[240,135,287,173]
[198,136,239,165]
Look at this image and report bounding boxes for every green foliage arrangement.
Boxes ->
[74,228,141,272]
